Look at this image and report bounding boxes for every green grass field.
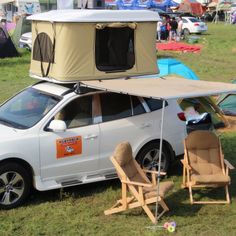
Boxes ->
[0,23,236,236]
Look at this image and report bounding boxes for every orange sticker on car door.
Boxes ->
[56,136,82,159]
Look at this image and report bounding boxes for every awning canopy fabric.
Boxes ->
[82,76,236,100]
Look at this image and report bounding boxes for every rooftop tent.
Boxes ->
[0,23,19,58]
[157,58,199,80]
[27,9,160,82]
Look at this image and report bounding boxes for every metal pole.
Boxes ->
[154,99,166,223]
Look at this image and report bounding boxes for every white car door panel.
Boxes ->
[39,125,100,180]
[39,95,100,180]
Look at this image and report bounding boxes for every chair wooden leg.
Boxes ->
[225,185,230,204]
[189,186,194,204]
[156,200,169,221]
[186,185,231,204]
[182,167,186,188]
[142,205,156,224]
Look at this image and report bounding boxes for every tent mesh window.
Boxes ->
[95,27,135,72]
[33,32,54,63]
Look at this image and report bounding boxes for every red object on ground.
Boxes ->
[156,42,201,53]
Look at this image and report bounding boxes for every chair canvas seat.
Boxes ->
[143,182,174,199]
[191,174,230,185]
[181,130,234,204]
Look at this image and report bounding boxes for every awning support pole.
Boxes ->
[155,99,166,224]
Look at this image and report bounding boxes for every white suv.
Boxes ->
[0,81,186,209]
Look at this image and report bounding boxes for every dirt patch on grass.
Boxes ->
[218,116,236,132]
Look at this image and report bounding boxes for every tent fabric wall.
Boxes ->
[29,14,158,82]
[0,23,19,58]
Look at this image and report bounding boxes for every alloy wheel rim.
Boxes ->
[0,171,24,205]
[142,148,166,171]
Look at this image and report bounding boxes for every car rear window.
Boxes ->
[189,18,201,23]
[132,96,146,115]
[143,98,168,111]
[100,93,132,122]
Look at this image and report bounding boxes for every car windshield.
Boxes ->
[189,18,201,23]
[0,88,60,129]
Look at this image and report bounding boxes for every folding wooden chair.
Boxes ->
[104,142,174,223]
[181,130,235,204]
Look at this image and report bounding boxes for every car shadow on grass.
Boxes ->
[24,157,235,211]
[25,178,121,207]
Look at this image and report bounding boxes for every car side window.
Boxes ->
[143,98,168,111]
[182,19,188,23]
[100,93,132,122]
[55,96,93,128]
[132,96,146,115]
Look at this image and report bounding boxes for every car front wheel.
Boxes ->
[0,162,31,209]
[183,28,190,36]
[136,142,170,173]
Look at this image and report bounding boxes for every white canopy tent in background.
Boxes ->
[57,0,74,9]
[82,76,236,223]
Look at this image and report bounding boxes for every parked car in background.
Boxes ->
[0,81,187,209]
[182,17,208,35]
[19,32,32,50]
[231,3,236,13]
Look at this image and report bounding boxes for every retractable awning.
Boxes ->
[82,76,236,100]
[83,75,236,224]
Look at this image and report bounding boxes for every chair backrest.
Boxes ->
[113,142,150,184]
[185,131,224,176]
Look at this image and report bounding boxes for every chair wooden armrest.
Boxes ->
[224,159,235,170]
[143,169,166,176]
[121,180,153,188]
[180,159,192,170]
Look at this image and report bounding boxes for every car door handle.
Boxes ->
[84,134,98,140]
[140,123,151,129]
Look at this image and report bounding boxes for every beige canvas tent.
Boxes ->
[27,9,161,83]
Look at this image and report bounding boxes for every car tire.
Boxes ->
[0,162,31,209]
[183,28,190,36]
[136,142,170,173]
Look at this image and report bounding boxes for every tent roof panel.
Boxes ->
[82,76,236,100]
[27,9,161,22]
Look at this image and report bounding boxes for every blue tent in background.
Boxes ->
[217,80,236,116]
[157,58,199,80]
[106,0,179,10]
[151,0,179,11]
[137,58,199,80]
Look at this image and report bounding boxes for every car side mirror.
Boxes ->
[48,120,67,132]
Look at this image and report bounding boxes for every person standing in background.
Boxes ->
[177,16,183,40]
[156,19,163,42]
[169,17,178,41]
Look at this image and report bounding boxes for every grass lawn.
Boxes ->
[0,23,236,236]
